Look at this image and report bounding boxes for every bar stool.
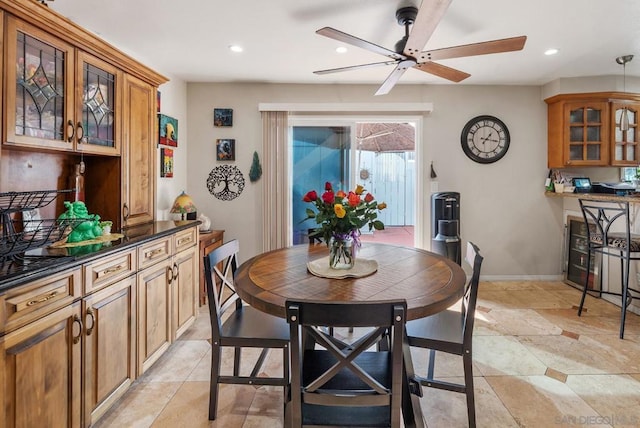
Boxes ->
[578,199,640,338]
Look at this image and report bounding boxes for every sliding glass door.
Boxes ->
[290,117,418,246]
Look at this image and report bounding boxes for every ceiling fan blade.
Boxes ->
[375,60,416,96]
[403,0,453,57]
[414,61,470,82]
[314,60,398,75]
[316,27,405,60]
[417,36,527,62]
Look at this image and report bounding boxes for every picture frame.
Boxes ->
[160,147,174,177]
[159,114,178,147]
[214,108,233,127]
[216,138,235,161]
[157,91,161,113]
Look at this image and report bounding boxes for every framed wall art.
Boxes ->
[214,108,233,127]
[160,147,174,177]
[216,138,235,161]
[159,114,178,147]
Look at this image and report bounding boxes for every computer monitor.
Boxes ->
[572,177,592,193]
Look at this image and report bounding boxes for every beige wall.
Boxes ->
[186,82,561,279]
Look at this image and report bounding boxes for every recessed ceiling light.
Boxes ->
[229,45,244,53]
[336,46,348,54]
[544,48,559,56]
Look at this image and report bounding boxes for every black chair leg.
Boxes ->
[209,343,222,420]
[233,346,241,376]
[463,351,476,428]
[427,349,436,381]
[620,257,631,339]
[578,249,592,316]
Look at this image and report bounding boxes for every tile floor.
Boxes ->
[95,281,640,427]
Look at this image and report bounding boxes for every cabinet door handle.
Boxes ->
[26,290,58,306]
[72,315,83,344]
[85,307,95,336]
[123,203,129,220]
[173,263,179,280]
[76,122,84,143]
[67,120,75,142]
[167,266,174,284]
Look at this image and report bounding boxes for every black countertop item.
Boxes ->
[0,220,200,292]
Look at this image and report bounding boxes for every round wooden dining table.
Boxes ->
[234,242,467,428]
[234,242,467,321]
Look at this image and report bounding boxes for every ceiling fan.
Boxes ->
[313,0,527,95]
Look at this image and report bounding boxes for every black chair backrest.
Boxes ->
[307,228,323,244]
[461,242,483,345]
[579,199,632,252]
[204,239,241,342]
[286,299,406,426]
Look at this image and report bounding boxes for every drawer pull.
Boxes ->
[145,248,164,258]
[177,237,191,246]
[26,291,59,307]
[98,264,125,278]
[167,266,174,284]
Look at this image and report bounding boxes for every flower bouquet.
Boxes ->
[302,182,386,269]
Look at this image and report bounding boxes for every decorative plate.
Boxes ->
[307,257,378,279]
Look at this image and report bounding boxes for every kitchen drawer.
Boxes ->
[84,249,137,294]
[138,236,172,270]
[0,267,82,334]
[174,228,197,253]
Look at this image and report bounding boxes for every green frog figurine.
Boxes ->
[57,201,103,243]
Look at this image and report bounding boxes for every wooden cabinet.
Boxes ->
[82,275,136,426]
[172,228,198,339]
[4,16,120,155]
[122,74,156,228]
[136,242,172,374]
[546,92,640,167]
[82,251,136,427]
[1,302,82,428]
[199,230,225,305]
[611,101,640,166]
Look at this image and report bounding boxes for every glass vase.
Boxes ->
[329,235,356,270]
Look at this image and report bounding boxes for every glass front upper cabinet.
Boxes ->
[564,101,609,166]
[5,17,75,151]
[4,17,119,155]
[611,102,640,166]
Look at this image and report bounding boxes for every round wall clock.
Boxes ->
[460,115,510,164]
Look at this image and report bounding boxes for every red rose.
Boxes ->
[325,181,333,191]
[364,193,374,203]
[303,190,318,202]
[347,191,360,207]
[322,191,335,204]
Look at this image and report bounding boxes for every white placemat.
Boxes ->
[307,257,378,279]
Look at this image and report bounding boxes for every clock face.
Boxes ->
[461,115,510,164]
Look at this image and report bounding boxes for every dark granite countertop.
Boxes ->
[0,220,200,292]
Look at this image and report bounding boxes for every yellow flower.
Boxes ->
[377,202,387,210]
[334,204,346,218]
[354,184,365,195]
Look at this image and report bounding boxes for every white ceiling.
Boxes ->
[49,0,640,91]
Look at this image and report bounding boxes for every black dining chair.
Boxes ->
[204,239,290,420]
[285,299,407,428]
[405,241,483,428]
[577,199,640,339]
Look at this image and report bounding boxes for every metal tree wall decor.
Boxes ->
[207,165,245,201]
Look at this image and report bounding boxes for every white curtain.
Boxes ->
[261,111,289,251]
